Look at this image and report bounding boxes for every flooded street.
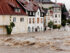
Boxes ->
[0,30,70,53]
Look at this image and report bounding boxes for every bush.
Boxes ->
[5,22,15,35]
[5,26,12,35]
[61,20,66,27]
[53,25,57,29]
[67,19,70,24]
[57,25,61,29]
[10,22,15,28]
[48,21,54,28]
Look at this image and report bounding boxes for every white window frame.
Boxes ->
[15,8,20,13]
[13,17,16,22]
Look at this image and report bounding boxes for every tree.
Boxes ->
[61,4,68,26]
[5,16,15,35]
[67,19,70,24]
[5,22,15,35]
[48,21,54,28]
[61,20,66,27]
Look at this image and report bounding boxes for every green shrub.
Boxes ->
[10,22,15,28]
[61,20,66,27]
[53,25,61,29]
[5,22,15,35]
[57,25,61,29]
[67,19,70,24]
[48,21,54,28]
[5,26,12,35]
[53,25,57,29]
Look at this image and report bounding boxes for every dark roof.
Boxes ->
[18,0,44,12]
[34,0,51,2]
[0,0,26,15]
[42,2,55,4]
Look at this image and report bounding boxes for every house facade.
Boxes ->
[28,9,44,32]
[0,0,45,34]
[46,6,61,26]
[0,15,10,34]
[11,15,28,34]
[0,0,28,34]
[18,0,44,32]
[39,1,62,29]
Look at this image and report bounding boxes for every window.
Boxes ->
[59,21,60,23]
[41,18,43,23]
[29,18,31,24]
[58,8,61,11]
[13,17,16,22]
[41,13,44,17]
[20,18,24,22]
[33,12,35,15]
[37,26,40,32]
[37,18,39,23]
[41,27,42,31]
[55,21,57,23]
[28,27,31,32]
[42,13,43,16]
[59,14,60,17]
[32,27,34,32]
[38,12,39,15]
[15,8,20,13]
[54,8,57,12]
[55,14,57,18]
[33,18,35,23]
[30,12,31,15]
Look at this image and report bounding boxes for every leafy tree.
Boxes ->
[53,25,57,29]
[61,4,68,26]
[5,22,15,35]
[67,19,70,24]
[48,21,54,28]
[57,25,61,29]
[61,20,66,27]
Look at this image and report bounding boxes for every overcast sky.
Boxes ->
[51,0,70,10]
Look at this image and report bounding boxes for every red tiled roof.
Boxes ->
[0,0,26,15]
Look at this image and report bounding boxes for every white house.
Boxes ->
[28,9,44,32]
[18,0,45,32]
[46,5,61,26]
[0,0,45,34]
[47,4,61,25]
[0,0,28,34]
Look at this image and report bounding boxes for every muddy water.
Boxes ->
[0,30,70,53]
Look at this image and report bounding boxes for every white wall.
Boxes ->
[28,9,44,32]
[11,15,28,34]
[46,8,61,26]
[53,13,61,25]
[0,15,10,25]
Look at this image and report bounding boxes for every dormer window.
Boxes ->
[15,8,20,13]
